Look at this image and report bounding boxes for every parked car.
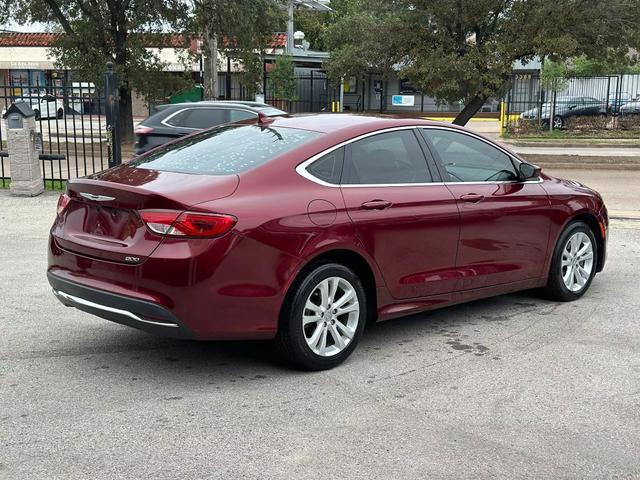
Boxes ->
[48,115,608,370]
[620,100,640,115]
[520,96,607,128]
[134,101,287,154]
[607,92,633,115]
[13,94,65,120]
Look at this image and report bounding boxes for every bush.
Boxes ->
[565,115,610,133]
[509,119,545,136]
[617,114,640,131]
[506,114,640,138]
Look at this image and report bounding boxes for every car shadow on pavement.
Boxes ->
[72,290,553,380]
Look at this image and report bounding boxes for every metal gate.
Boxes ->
[261,71,341,114]
[1,64,121,189]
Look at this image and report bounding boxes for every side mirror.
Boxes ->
[568,104,577,110]
[519,163,541,180]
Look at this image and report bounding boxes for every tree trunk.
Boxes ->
[203,26,218,100]
[453,93,488,126]
[118,85,134,144]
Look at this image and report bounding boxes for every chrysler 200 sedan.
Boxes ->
[48,114,608,370]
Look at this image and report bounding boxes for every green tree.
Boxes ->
[570,55,640,75]
[1,0,192,142]
[190,0,285,100]
[291,0,361,52]
[293,9,330,51]
[540,60,569,92]
[325,0,640,125]
[269,54,297,107]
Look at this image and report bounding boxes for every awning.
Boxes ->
[0,47,56,70]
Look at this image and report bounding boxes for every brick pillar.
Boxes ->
[4,102,44,196]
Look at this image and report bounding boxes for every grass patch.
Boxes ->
[0,179,66,191]
[44,180,67,191]
[504,130,640,141]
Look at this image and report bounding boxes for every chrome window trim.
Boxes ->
[53,289,179,328]
[416,125,525,167]
[295,125,542,188]
[160,107,256,130]
[295,126,429,188]
[161,107,199,130]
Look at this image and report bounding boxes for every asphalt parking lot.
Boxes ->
[1,191,639,479]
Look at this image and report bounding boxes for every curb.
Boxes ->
[611,216,640,221]
[503,141,640,149]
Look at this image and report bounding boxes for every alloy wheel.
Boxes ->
[302,276,360,357]
[553,116,563,129]
[561,232,594,292]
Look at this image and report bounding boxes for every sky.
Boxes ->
[1,22,49,33]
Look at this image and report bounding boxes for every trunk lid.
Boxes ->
[52,165,239,263]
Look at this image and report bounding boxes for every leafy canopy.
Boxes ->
[189,0,285,95]
[324,0,640,124]
[2,0,193,101]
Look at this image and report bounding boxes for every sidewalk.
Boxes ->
[509,145,640,157]
[459,120,640,171]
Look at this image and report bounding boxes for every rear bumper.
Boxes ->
[48,272,196,339]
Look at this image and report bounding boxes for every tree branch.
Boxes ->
[42,0,74,34]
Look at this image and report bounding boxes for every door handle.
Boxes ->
[460,193,485,203]
[361,199,393,210]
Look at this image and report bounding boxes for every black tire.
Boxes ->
[552,115,564,129]
[57,108,64,119]
[34,109,41,121]
[543,221,597,302]
[275,263,367,370]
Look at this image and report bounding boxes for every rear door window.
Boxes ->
[132,125,322,175]
[342,130,432,184]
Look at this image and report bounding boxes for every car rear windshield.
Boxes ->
[131,125,321,175]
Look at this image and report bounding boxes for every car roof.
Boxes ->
[267,113,456,134]
[160,101,281,111]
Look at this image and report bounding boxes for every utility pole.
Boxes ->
[203,24,218,100]
[286,1,294,54]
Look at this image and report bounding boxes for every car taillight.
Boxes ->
[57,193,71,217]
[140,210,237,238]
[135,125,154,135]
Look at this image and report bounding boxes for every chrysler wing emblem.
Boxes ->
[79,192,115,202]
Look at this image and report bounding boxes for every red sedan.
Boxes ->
[48,114,608,370]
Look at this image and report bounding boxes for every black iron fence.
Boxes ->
[0,63,122,188]
[218,71,342,113]
[263,71,340,114]
[0,80,110,188]
[503,73,640,132]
